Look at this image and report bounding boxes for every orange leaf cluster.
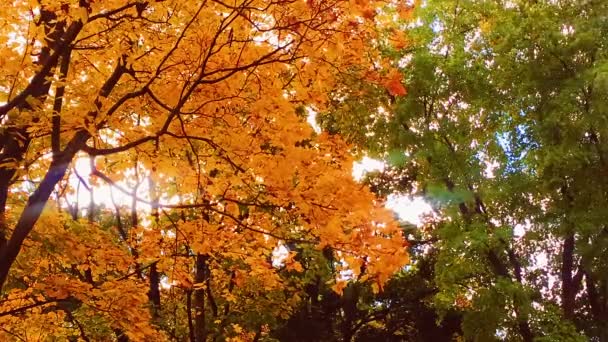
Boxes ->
[385,69,408,97]
[0,0,409,339]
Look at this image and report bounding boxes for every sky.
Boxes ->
[352,157,432,225]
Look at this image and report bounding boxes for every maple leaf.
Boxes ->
[389,29,409,50]
[385,69,407,97]
[397,3,415,20]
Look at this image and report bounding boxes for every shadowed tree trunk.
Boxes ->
[194,254,209,342]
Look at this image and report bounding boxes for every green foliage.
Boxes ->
[321,0,608,340]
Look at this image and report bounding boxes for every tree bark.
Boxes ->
[194,254,209,342]
[187,290,196,342]
[561,233,576,320]
[585,271,608,339]
[148,262,161,317]
[0,132,89,290]
[0,43,127,290]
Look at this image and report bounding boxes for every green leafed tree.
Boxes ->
[321,0,608,340]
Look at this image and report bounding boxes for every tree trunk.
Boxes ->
[561,233,576,320]
[194,254,209,342]
[148,262,161,318]
[0,132,89,290]
[187,290,196,342]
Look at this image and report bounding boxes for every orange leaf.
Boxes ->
[385,70,407,97]
[389,30,408,50]
[397,3,415,20]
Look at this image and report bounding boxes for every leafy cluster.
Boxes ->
[0,0,409,340]
[323,0,608,340]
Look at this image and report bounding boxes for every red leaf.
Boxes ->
[385,70,407,97]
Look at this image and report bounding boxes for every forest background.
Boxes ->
[0,0,607,341]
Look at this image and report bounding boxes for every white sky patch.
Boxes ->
[69,156,154,215]
[352,156,432,225]
[484,159,500,178]
[513,222,527,238]
[306,107,321,133]
[477,151,500,179]
[160,276,173,290]
[272,243,289,268]
[352,156,385,181]
[386,194,433,226]
[561,24,575,36]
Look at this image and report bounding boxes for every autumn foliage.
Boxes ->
[0,0,408,340]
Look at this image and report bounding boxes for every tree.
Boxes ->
[322,0,608,340]
[0,0,408,340]
[274,223,463,342]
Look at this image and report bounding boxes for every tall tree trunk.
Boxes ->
[0,5,65,253]
[585,272,608,340]
[0,38,127,290]
[148,177,161,316]
[194,254,209,342]
[560,184,582,325]
[187,289,196,342]
[148,262,161,317]
[0,137,26,250]
[0,2,96,292]
[0,132,89,290]
[561,233,576,320]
